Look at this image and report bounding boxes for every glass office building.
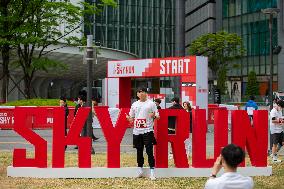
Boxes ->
[222,0,279,95]
[85,0,179,107]
[93,0,175,58]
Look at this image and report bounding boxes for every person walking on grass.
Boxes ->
[269,100,284,163]
[126,87,159,180]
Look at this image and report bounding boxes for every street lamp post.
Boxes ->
[86,35,95,154]
[261,8,280,110]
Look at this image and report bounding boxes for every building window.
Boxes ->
[93,0,175,58]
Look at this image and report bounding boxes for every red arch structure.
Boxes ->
[106,56,208,111]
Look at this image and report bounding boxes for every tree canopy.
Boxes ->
[0,0,35,101]
[189,31,245,75]
[246,71,259,96]
[1,0,117,99]
[189,31,245,93]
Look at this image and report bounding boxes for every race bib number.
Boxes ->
[134,119,147,128]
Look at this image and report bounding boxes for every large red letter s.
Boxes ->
[13,107,47,168]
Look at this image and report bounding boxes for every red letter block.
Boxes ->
[231,110,268,167]
[214,109,229,159]
[95,106,129,168]
[192,109,215,167]
[155,109,189,168]
[13,107,47,168]
[52,107,91,168]
[192,109,228,168]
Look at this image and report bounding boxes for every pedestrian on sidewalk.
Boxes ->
[168,97,183,134]
[245,95,258,123]
[59,96,69,150]
[270,100,284,163]
[154,98,162,109]
[183,101,192,156]
[91,97,100,141]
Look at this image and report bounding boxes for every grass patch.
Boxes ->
[0,151,283,189]
[1,99,74,107]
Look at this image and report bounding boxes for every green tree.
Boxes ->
[1,0,117,99]
[189,31,245,93]
[217,66,228,95]
[246,71,259,96]
[0,0,33,101]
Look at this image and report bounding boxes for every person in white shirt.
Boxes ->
[205,144,254,189]
[126,87,160,180]
[270,100,284,163]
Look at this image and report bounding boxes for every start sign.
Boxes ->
[106,56,208,113]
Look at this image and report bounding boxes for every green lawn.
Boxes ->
[0,151,283,189]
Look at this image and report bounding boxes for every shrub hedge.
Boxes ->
[1,99,75,106]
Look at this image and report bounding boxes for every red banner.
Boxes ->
[0,107,75,129]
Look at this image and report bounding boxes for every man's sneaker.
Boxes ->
[272,155,282,163]
[150,169,156,180]
[137,167,143,178]
[92,137,99,141]
[272,158,282,163]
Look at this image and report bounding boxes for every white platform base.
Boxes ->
[7,166,272,178]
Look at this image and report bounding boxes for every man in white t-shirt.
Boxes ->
[270,100,284,163]
[205,144,254,189]
[126,87,159,180]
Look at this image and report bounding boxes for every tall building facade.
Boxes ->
[277,0,284,93]
[185,0,217,54]
[90,0,182,107]
[222,0,279,96]
[93,0,176,58]
[185,0,284,99]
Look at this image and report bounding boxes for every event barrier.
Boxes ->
[207,104,225,124]
[219,104,239,124]
[0,106,123,129]
[0,106,75,129]
[207,104,239,124]
[0,106,16,129]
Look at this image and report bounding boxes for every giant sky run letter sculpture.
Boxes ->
[11,106,268,170]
